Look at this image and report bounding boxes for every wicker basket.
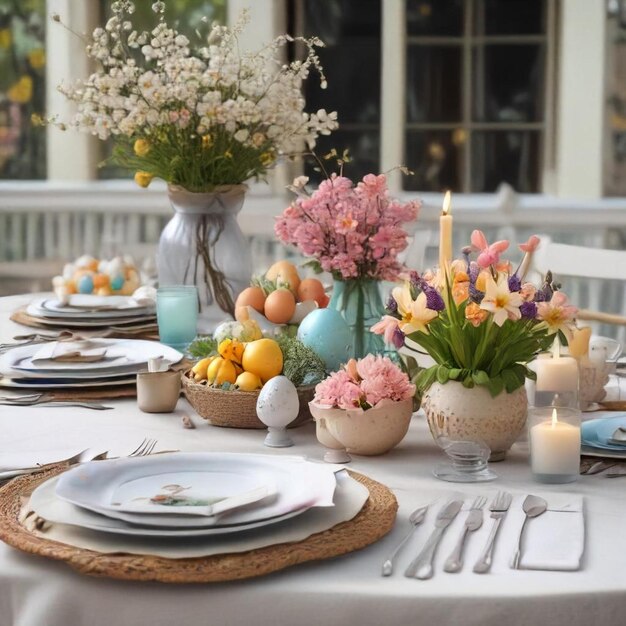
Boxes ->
[182,371,315,429]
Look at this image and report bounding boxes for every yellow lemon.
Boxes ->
[191,356,215,381]
[242,338,283,384]
[235,371,262,392]
[206,357,238,386]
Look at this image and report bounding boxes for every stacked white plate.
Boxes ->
[0,338,183,389]
[30,453,339,538]
[26,294,156,330]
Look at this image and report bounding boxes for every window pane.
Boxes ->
[406,0,464,37]
[98,0,226,179]
[474,0,546,36]
[312,130,380,183]
[404,130,464,192]
[472,44,545,122]
[406,46,462,123]
[302,0,381,180]
[471,131,540,192]
[0,1,46,180]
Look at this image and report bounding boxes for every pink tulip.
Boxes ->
[471,230,510,269]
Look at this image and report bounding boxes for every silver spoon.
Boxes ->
[381,504,429,576]
[511,494,547,569]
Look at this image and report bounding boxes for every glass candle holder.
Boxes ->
[528,406,581,484]
[156,286,199,351]
[531,353,579,409]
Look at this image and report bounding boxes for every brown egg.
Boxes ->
[265,261,300,296]
[235,286,266,314]
[235,306,250,322]
[264,289,296,324]
[297,278,329,308]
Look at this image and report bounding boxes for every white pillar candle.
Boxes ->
[438,191,453,272]
[535,355,578,392]
[530,408,581,476]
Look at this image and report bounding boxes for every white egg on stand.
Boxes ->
[256,375,300,448]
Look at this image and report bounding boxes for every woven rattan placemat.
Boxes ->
[0,468,397,583]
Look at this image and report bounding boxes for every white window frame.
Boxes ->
[0,0,621,234]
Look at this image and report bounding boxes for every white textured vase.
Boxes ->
[157,184,252,333]
[422,381,528,461]
[309,399,413,456]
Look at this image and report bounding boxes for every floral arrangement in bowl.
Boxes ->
[309,355,415,458]
[53,4,337,190]
[373,231,578,398]
[275,159,421,357]
[313,355,415,410]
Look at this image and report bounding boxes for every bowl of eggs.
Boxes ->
[234,261,329,332]
[52,255,142,300]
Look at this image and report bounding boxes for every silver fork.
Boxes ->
[128,439,157,457]
[473,491,513,574]
[443,496,486,573]
[382,504,429,576]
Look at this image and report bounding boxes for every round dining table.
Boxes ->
[0,293,625,626]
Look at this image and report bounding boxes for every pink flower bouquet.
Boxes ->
[275,173,420,281]
[313,355,415,410]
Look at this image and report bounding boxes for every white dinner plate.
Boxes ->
[0,339,182,380]
[31,475,310,537]
[55,453,337,528]
[54,294,149,311]
[29,298,155,320]
[23,313,157,329]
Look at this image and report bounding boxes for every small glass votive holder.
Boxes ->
[528,406,581,484]
[156,286,199,351]
[529,353,579,409]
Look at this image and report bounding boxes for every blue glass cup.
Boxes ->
[156,286,198,351]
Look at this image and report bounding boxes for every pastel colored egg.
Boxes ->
[92,273,109,289]
[297,309,353,372]
[96,286,112,296]
[256,375,300,428]
[110,273,124,291]
[77,274,94,294]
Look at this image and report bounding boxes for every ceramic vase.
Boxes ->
[422,381,528,461]
[157,184,252,333]
[328,278,386,359]
[309,398,413,457]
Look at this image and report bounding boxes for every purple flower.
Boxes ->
[533,288,549,303]
[422,284,445,311]
[386,295,398,314]
[469,283,484,304]
[392,327,406,349]
[520,301,537,319]
[468,261,480,284]
[508,274,521,292]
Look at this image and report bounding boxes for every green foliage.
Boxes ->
[188,335,217,358]
[410,296,555,397]
[275,335,327,387]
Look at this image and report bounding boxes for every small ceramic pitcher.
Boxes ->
[136,370,181,413]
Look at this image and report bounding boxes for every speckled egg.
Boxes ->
[297,308,352,372]
[256,376,299,428]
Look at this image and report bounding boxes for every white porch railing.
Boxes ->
[0,181,624,339]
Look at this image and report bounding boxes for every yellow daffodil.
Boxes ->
[260,151,275,166]
[134,171,153,188]
[133,138,151,157]
[27,48,45,69]
[391,284,438,335]
[8,76,33,104]
[201,134,213,149]
[479,275,523,327]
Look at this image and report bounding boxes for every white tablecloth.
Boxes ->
[1,294,626,626]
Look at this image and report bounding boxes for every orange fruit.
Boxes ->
[242,338,283,383]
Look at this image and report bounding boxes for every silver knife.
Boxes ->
[404,500,463,579]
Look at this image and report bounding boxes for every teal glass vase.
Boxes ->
[328,279,386,359]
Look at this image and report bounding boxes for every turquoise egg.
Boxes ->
[110,273,124,291]
[77,274,94,294]
[297,309,353,372]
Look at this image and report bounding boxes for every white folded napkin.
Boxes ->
[508,493,584,571]
[32,341,108,364]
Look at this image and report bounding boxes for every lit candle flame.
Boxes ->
[442,190,451,216]
[551,407,558,428]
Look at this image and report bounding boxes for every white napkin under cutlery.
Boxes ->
[508,493,584,571]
